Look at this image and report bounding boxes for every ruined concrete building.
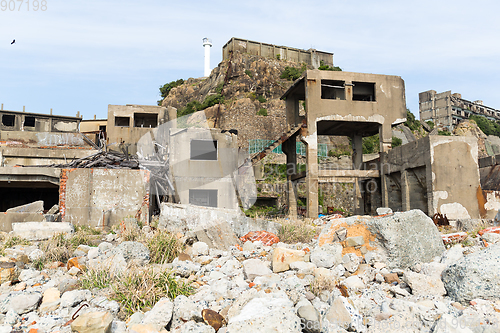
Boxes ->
[223,37,334,69]
[419,90,500,130]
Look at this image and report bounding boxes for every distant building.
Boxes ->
[222,37,334,69]
[419,90,500,130]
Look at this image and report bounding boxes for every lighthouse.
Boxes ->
[203,38,212,77]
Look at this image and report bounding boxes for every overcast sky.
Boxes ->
[1,0,499,120]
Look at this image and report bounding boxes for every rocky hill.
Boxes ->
[160,51,347,151]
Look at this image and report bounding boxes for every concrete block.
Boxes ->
[194,222,241,250]
[12,222,74,241]
[6,201,44,214]
[345,236,364,247]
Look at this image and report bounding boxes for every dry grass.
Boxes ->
[80,266,193,315]
[145,231,183,264]
[309,275,337,297]
[277,218,321,244]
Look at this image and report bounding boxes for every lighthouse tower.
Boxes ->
[203,38,212,77]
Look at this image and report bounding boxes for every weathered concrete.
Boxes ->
[12,222,74,241]
[282,70,406,217]
[60,168,150,227]
[385,135,481,218]
[6,201,44,214]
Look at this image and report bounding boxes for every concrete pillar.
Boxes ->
[352,134,364,214]
[401,169,410,211]
[304,120,318,218]
[379,125,392,207]
[283,133,298,218]
[285,97,299,127]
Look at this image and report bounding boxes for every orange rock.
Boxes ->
[67,257,85,271]
[249,282,255,288]
[201,309,226,331]
[29,328,38,333]
[441,232,467,244]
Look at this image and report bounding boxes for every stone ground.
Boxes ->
[0,209,499,333]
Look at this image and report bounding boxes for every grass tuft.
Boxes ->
[277,218,320,244]
[146,232,183,264]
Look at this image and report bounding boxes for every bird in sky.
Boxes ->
[11,40,15,44]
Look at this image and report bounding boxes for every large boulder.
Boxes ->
[317,210,445,269]
[226,292,301,332]
[442,244,500,304]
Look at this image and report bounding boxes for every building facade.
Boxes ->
[419,90,500,130]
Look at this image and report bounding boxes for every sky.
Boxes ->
[1,0,499,120]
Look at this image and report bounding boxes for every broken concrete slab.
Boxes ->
[12,222,74,241]
[6,201,44,214]
[0,213,45,232]
[194,222,241,251]
[317,210,445,269]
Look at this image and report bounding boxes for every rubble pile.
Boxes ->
[0,209,498,332]
[21,150,139,169]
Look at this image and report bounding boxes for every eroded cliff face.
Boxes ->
[161,51,307,149]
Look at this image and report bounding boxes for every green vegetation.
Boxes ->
[470,115,500,137]
[243,205,281,218]
[328,145,351,158]
[426,120,435,130]
[257,95,267,103]
[276,54,281,60]
[80,267,193,315]
[438,129,452,136]
[257,108,268,116]
[177,93,225,118]
[145,232,182,264]
[318,60,342,71]
[280,63,307,81]
[392,136,403,147]
[277,219,320,244]
[362,134,380,154]
[404,109,421,131]
[245,69,253,78]
[262,163,306,182]
[158,79,184,105]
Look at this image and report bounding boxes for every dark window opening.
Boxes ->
[2,115,15,127]
[99,125,106,132]
[352,82,376,101]
[321,80,345,100]
[134,113,158,128]
[115,117,130,127]
[24,116,35,127]
[0,184,59,212]
[190,140,218,160]
[189,189,218,208]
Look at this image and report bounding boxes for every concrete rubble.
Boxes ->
[0,208,495,332]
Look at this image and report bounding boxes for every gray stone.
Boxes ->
[190,242,209,256]
[296,300,320,333]
[432,313,474,333]
[482,232,500,244]
[4,310,19,325]
[342,253,361,273]
[172,258,201,277]
[402,270,446,296]
[60,290,91,308]
[368,210,445,269]
[242,258,272,281]
[442,244,500,303]
[194,222,242,251]
[0,326,12,333]
[6,201,44,213]
[376,207,393,215]
[19,269,40,282]
[310,243,342,269]
[171,321,215,333]
[0,291,42,314]
[141,297,174,330]
[345,236,364,247]
[324,296,365,332]
[170,295,204,330]
[114,241,150,266]
[98,242,114,253]
[71,311,113,333]
[441,244,464,267]
[226,294,301,332]
[28,249,45,262]
[341,276,365,291]
[11,222,74,241]
[58,278,79,293]
[126,312,144,327]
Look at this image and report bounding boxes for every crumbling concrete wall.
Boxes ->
[386,135,481,219]
[0,110,81,133]
[106,104,176,154]
[60,168,150,227]
[169,128,239,209]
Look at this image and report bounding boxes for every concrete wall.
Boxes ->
[169,128,239,209]
[106,104,176,154]
[282,70,407,217]
[385,135,481,219]
[0,131,96,166]
[222,37,333,69]
[0,110,81,133]
[60,168,150,228]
